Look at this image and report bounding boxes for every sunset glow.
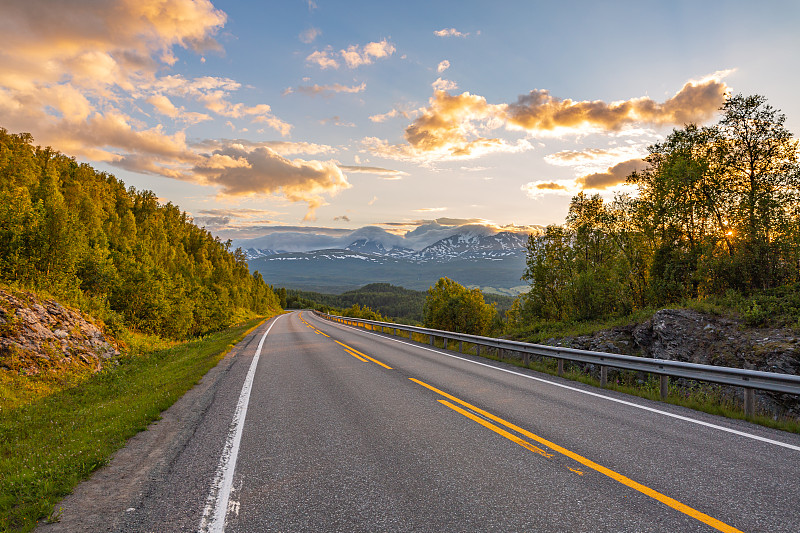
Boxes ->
[1,0,798,240]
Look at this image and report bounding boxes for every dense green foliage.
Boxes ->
[521,94,800,324]
[0,317,267,532]
[423,277,497,335]
[286,282,514,324]
[0,129,280,338]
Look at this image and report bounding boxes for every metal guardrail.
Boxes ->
[314,311,800,417]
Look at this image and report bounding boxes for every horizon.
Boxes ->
[2,0,799,241]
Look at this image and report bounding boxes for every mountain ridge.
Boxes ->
[243,228,534,294]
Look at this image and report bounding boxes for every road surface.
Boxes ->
[41,310,800,532]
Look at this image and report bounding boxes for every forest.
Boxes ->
[516,94,800,328]
[284,282,514,325]
[0,129,281,339]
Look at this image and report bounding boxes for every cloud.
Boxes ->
[196,208,279,218]
[437,60,450,73]
[364,90,531,162]
[339,165,408,179]
[369,106,422,123]
[318,116,356,127]
[505,76,730,134]
[306,39,396,70]
[431,78,458,91]
[193,138,335,156]
[146,94,211,124]
[544,145,648,175]
[576,158,648,189]
[305,49,340,69]
[0,0,305,204]
[299,27,321,44]
[366,74,729,164]
[521,181,574,199]
[414,207,448,212]
[434,28,469,38]
[0,0,226,93]
[284,82,366,97]
[334,215,351,222]
[192,142,351,220]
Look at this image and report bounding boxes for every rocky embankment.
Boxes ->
[545,308,800,418]
[0,288,119,375]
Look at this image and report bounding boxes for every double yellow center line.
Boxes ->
[410,378,742,533]
[335,340,392,369]
[299,313,740,532]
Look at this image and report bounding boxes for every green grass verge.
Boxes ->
[0,314,272,533]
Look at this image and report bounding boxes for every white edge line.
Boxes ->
[198,315,282,533]
[317,315,800,453]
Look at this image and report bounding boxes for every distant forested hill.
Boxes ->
[287,283,514,323]
[0,128,280,338]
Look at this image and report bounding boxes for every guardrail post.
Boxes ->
[522,352,530,366]
[459,341,463,353]
[430,334,435,346]
[600,365,608,387]
[476,344,480,356]
[444,338,448,350]
[660,375,669,399]
[744,387,755,418]
[557,359,564,376]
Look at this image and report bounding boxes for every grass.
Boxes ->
[0,314,273,533]
[504,307,658,345]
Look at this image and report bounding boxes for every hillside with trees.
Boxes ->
[286,283,514,324]
[517,94,800,328]
[0,129,281,340]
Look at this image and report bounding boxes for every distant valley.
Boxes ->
[236,224,538,294]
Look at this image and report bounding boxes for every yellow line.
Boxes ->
[438,400,552,458]
[344,348,368,362]
[318,331,330,337]
[410,378,742,533]
[334,340,392,369]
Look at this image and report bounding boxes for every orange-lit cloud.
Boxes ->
[437,60,451,73]
[432,78,458,91]
[367,75,729,164]
[0,1,350,219]
[505,77,728,133]
[521,181,574,199]
[576,158,648,189]
[364,90,531,161]
[147,94,211,124]
[339,165,408,179]
[193,142,351,220]
[306,39,396,69]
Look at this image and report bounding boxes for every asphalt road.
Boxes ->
[42,310,800,532]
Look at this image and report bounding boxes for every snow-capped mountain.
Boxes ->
[239,224,540,293]
[242,230,530,263]
[345,238,387,254]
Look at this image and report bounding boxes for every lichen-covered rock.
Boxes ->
[0,289,120,375]
[547,308,800,418]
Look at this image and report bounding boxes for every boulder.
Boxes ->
[0,289,120,376]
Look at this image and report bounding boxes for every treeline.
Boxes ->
[518,94,800,325]
[286,283,425,321]
[0,129,281,339]
[285,282,515,324]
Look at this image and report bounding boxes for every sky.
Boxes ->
[1,0,799,240]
